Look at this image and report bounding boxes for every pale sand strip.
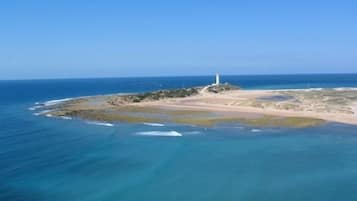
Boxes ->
[144,101,357,125]
[139,89,357,125]
[47,88,357,126]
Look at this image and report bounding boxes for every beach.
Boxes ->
[37,85,357,127]
[142,88,357,125]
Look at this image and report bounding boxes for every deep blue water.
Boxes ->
[1,74,357,201]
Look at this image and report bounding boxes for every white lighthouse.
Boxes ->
[215,73,220,85]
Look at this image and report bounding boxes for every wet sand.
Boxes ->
[41,87,357,127]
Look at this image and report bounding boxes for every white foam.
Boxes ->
[143,122,165,127]
[60,116,72,120]
[45,114,53,117]
[334,87,357,91]
[136,131,182,137]
[86,121,114,127]
[34,110,52,116]
[305,88,323,91]
[28,105,43,111]
[43,98,73,106]
[183,131,202,135]
[251,129,262,133]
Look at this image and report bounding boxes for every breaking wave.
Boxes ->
[33,110,52,116]
[143,122,165,127]
[85,121,114,127]
[28,105,43,111]
[43,98,73,106]
[136,131,182,137]
[60,116,72,120]
[183,131,202,135]
[334,87,357,91]
[251,129,262,132]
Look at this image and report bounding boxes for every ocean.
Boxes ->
[1,74,357,201]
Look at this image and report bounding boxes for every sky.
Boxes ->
[0,0,357,80]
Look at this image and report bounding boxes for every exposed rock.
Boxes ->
[206,83,240,93]
[109,87,203,104]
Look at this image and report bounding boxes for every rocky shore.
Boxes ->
[32,85,357,128]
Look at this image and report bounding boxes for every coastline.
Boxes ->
[141,89,357,126]
[31,86,357,128]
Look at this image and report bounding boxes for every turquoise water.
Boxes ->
[1,74,357,201]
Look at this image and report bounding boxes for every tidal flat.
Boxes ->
[35,85,357,128]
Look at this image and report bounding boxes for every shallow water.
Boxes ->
[1,75,357,201]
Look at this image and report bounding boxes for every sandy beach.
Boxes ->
[140,89,357,125]
[40,86,357,127]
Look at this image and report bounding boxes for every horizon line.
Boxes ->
[1,72,357,81]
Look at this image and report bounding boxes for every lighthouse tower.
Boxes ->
[215,73,220,85]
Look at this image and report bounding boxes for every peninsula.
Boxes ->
[35,80,357,128]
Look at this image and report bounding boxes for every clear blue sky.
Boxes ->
[1,0,356,79]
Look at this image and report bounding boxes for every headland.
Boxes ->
[33,83,357,128]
